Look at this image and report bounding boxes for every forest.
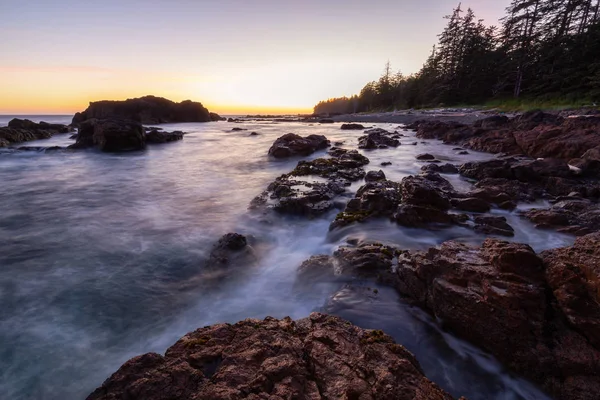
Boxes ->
[314,0,600,115]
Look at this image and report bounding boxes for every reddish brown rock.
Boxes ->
[87,313,456,400]
[522,199,600,235]
[542,233,600,348]
[394,239,600,400]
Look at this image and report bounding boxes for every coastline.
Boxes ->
[330,108,509,125]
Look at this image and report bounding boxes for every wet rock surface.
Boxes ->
[253,148,371,217]
[522,198,600,235]
[268,133,330,158]
[0,118,73,147]
[358,128,401,149]
[87,313,454,400]
[394,238,600,400]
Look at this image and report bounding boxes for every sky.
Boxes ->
[0,0,509,114]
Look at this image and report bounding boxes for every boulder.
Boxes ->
[421,163,458,174]
[86,313,455,400]
[268,133,330,158]
[364,170,386,182]
[416,153,435,161]
[146,129,184,144]
[473,215,515,237]
[358,128,400,149]
[68,118,146,152]
[340,123,365,130]
[72,96,214,125]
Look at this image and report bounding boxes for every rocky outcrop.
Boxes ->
[68,118,146,152]
[72,96,218,125]
[542,233,600,349]
[268,133,330,158]
[358,128,400,149]
[0,118,73,147]
[522,198,600,235]
[394,238,600,400]
[87,313,455,400]
[252,149,369,217]
[409,112,600,162]
[331,172,459,230]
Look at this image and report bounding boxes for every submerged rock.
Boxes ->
[268,133,330,158]
[86,313,455,400]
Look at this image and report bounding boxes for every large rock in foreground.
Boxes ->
[72,95,218,125]
[395,238,600,400]
[268,133,330,158]
[69,118,146,152]
[87,313,455,400]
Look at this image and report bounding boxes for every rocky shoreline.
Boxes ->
[86,111,600,399]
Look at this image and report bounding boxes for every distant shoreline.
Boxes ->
[330,109,504,125]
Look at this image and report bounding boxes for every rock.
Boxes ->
[330,179,402,230]
[206,233,253,269]
[209,112,224,121]
[381,161,392,166]
[421,163,458,174]
[473,215,515,236]
[319,118,335,123]
[451,197,491,213]
[72,96,215,125]
[410,113,600,163]
[0,118,73,146]
[68,118,146,152]
[251,177,346,217]
[400,174,452,210]
[249,132,259,136]
[340,123,365,130]
[364,170,386,182]
[358,128,400,149]
[297,243,398,282]
[297,255,337,282]
[87,313,455,400]
[290,148,369,182]
[394,239,600,399]
[542,233,600,348]
[268,133,330,158]
[416,153,435,160]
[146,129,184,144]
[231,127,247,131]
[522,199,600,235]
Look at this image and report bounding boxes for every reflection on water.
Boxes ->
[0,116,569,399]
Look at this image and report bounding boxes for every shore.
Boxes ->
[330,108,505,124]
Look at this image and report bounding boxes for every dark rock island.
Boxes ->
[72,95,222,125]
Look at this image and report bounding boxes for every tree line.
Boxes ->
[314,1,600,115]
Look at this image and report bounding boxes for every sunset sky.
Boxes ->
[1,0,508,114]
